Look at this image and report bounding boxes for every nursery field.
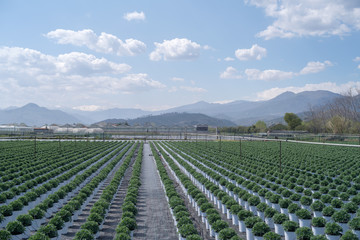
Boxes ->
[0,140,360,240]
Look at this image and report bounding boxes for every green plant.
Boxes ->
[252,222,271,236]
[218,228,237,240]
[310,235,327,240]
[264,207,277,218]
[340,231,358,240]
[322,206,335,217]
[0,230,11,240]
[331,198,343,208]
[325,222,342,236]
[39,224,58,238]
[74,229,94,240]
[279,198,292,209]
[179,224,197,237]
[238,210,253,221]
[288,203,301,214]
[283,220,299,232]
[244,216,262,229]
[28,232,50,240]
[263,231,281,240]
[310,201,325,212]
[349,217,360,230]
[6,221,25,235]
[273,213,288,224]
[311,217,326,227]
[249,196,261,206]
[187,235,202,240]
[295,209,312,219]
[343,202,358,214]
[295,227,313,240]
[332,210,351,223]
[300,196,312,206]
[88,212,103,225]
[212,220,229,233]
[16,214,33,226]
[81,221,99,234]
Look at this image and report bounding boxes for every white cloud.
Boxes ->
[46,29,146,56]
[73,105,103,111]
[220,66,243,79]
[224,57,235,61]
[354,57,360,61]
[212,100,234,104]
[123,11,145,21]
[245,0,360,39]
[300,61,333,75]
[256,81,360,100]
[245,69,294,81]
[149,38,201,61]
[171,77,184,82]
[180,86,207,93]
[113,74,166,93]
[235,44,267,61]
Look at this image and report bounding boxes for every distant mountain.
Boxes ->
[0,103,81,126]
[98,112,236,127]
[1,90,342,126]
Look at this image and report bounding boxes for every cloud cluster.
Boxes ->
[46,29,146,56]
[123,11,146,21]
[149,38,201,61]
[235,44,267,61]
[257,81,360,100]
[220,66,242,79]
[354,57,360,69]
[245,0,360,39]
[220,60,332,81]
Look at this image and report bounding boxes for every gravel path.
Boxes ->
[133,142,177,240]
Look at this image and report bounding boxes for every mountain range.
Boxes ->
[0,90,342,126]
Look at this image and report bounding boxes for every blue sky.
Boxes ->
[1,0,360,111]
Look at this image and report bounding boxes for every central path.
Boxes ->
[133,142,177,240]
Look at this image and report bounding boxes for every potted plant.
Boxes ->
[311,201,325,217]
[238,210,253,233]
[230,205,242,226]
[252,222,271,240]
[300,196,313,211]
[208,213,221,237]
[295,227,313,240]
[279,199,292,215]
[325,222,342,240]
[273,213,288,236]
[311,217,326,235]
[249,196,261,214]
[212,220,229,240]
[244,216,262,240]
[340,231,358,240]
[349,217,360,238]
[219,228,237,240]
[283,220,299,240]
[322,206,335,222]
[256,203,268,221]
[263,231,281,240]
[332,210,351,233]
[296,209,312,228]
[288,203,301,222]
[264,208,277,228]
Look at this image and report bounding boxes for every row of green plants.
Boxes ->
[114,143,144,240]
[0,142,133,238]
[0,142,127,227]
[155,142,241,240]
[160,142,360,239]
[150,143,202,240]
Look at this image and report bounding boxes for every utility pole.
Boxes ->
[279,140,282,172]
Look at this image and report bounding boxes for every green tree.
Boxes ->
[255,121,267,132]
[284,113,302,130]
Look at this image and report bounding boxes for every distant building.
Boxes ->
[34,126,53,134]
[195,124,208,132]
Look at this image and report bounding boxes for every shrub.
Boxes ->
[6,221,25,235]
[88,213,103,225]
[218,228,237,240]
[257,203,268,212]
[249,196,261,206]
[310,235,327,240]
[81,221,99,234]
[187,235,202,240]
[244,216,262,229]
[331,198,343,209]
[0,205,13,217]
[263,231,281,240]
[29,207,45,219]
[0,230,11,240]
[177,217,192,228]
[283,220,299,232]
[279,199,292,209]
[57,209,71,222]
[39,224,58,238]
[179,224,197,237]
[16,214,33,226]
[295,227,313,240]
[208,213,221,225]
[264,208,277,218]
[343,202,358,214]
[311,201,325,212]
[119,217,137,231]
[311,217,326,227]
[288,203,301,214]
[252,222,271,236]
[296,209,312,220]
[325,222,342,236]
[230,205,242,215]
[74,229,94,240]
[349,217,360,230]
[212,220,229,233]
[340,231,358,240]
[238,210,253,221]
[322,206,335,217]
[9,200,23,211]
[332,210,351,223]
[300,196,312,206]
[28,232,50,240]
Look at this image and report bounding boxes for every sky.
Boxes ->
[1,0,360,111]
